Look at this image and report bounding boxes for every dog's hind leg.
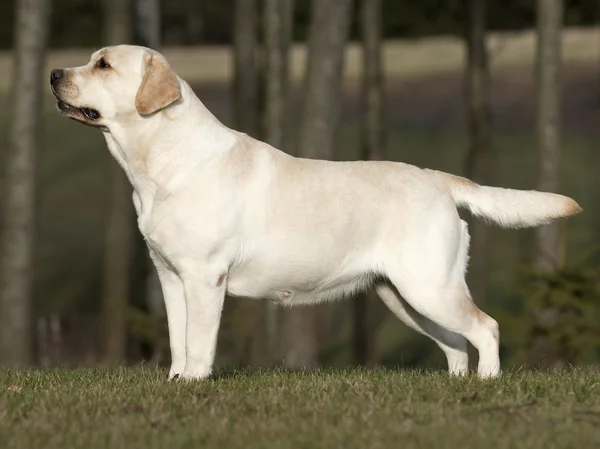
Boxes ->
[375,282,469,375]
[382,216,500,378]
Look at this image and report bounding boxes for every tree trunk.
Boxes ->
[263,0,294,362]
[102,0,134,364]
[186,0,204,45]
[264,0,294,149]
[133,0,164,365]
[354,0,384,367]
[134,0,160,49]
[0,0,51,367]
[463,0,492,370]
[464,0,492,307]
[297,0,353,160]
[233,0,259,137]
[535,0,563,274]
[361,0,385,163]
[283,0,353,369]
[531,0,565,370]
[104,0,132,47]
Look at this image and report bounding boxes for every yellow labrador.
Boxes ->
[50,45,581,380]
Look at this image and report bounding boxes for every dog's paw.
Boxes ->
[168,369,183,380]
[168,361,185,380]
[179,366,212,381]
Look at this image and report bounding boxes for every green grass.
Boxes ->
[2,368,600,449]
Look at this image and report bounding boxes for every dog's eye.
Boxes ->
[96,58,110,70]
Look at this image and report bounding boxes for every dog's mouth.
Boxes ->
[57,99,101,121]
[52,88,101,122]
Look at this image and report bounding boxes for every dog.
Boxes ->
[50,45,581,380]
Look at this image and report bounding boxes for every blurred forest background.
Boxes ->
[0,0,599,373]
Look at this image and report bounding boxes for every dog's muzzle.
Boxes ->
[50,69,101,122]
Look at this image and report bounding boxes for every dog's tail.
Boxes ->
[429,169,582,228]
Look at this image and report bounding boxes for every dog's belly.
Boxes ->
[225,259,375,306]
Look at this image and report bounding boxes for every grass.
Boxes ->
[2,368,600,449]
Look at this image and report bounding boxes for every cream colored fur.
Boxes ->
[50,45,582,380]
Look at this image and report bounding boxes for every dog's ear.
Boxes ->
[135,53,182,116]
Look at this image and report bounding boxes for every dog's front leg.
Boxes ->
[148,249,187,379]
[180,269,226,380]
[135,193,187,379]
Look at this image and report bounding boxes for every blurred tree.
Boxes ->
[233,0,260,137]
[101,0,134,364]
[463,0,493,371]
[535,0,563,274]
[360,0,385,163]
[0,0,51,367]
[283,0,353,369]
[264,0,295,361]
[354,0,384,367]
[296,0,353,160]
[185,0,204,44]
[133,0,165,365]
[463,0,492,309]
[134,0,160,49]
[531,0,565,369]
[231,0,265,368]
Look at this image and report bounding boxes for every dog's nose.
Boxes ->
[50,69,64,85]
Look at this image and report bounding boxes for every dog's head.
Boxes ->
[50,45,182,127]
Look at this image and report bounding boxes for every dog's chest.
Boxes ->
[135,191,238,274]
[137,211,156,243]
[138,214,174,269]
[134,194,181,270]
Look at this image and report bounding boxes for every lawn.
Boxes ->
[2,368,600,449]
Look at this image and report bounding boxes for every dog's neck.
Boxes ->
[101,78,237,205]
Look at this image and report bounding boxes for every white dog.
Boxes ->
[50,45,581,380]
